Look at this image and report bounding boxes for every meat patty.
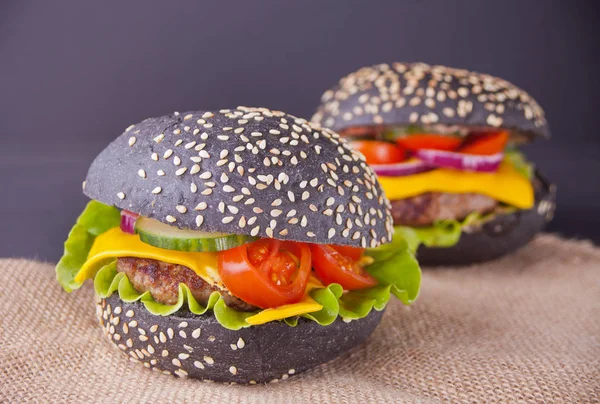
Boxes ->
[116,257,256,312]
[390,192,497,226]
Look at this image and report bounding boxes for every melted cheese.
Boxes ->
[75,228,221,285]
[245,277,324,325]
[76,228,323,324]
[377,161,534,209]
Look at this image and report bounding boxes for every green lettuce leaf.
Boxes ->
[505,149,535,179]
[393,211,494,252]
[94,261,257,330]
[56,201,121,292]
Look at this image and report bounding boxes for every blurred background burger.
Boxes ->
[312,63,556,264]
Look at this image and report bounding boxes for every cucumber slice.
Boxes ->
[135,217,256,252]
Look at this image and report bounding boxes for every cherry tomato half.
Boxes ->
[396,134,462,152]
[331,245,365,261]
[459,131,509,155]
[310,245,378,290]
[351,140,406,165]
[218,239,311,309]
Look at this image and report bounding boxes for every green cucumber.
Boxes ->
[135,217,256,252]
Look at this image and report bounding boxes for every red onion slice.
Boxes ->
[120,210,139,234]
[414,149,504,172]
[371,159,433,177]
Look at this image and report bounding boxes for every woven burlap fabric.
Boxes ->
[1,235,598,403]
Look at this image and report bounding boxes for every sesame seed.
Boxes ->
[117,192,125,200]
[151,153,159,161]
[199,171,212,180]
[154,134,165,143]
[176,205,187,213]
[164,149,173,159]
[190,164,201,174]
[151,187,162,194]
[138,169,146,178]
[204,356,214,365]
[173,156,182,166]
[166,215,176,223]
[195,215,204,227]
[175,167,187,176]
[128,136,136,147]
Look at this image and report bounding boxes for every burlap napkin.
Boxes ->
[1,235,598,403]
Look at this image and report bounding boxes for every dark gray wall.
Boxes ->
[1,0,598,261]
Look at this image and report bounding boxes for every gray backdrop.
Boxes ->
[1,0,598,261]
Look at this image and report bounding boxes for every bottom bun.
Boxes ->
[96,293,384,383]
[416,170,556,266]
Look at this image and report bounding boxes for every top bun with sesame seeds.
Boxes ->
[84,106,394,248]
[311,62,549,141]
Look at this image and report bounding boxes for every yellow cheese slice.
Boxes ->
[76,228,324,324]
[377,161,534,209]
[245,277,324,325]
[75,227,221,285]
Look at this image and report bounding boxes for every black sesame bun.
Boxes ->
[84,107,393,248]
[83,107,398,383]
[417,170,556,266]
[97,294,384,384]
[311,62,549,141]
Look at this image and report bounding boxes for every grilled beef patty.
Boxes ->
[116,257,256,312]
[390,192,497,227]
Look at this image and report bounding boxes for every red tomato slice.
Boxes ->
[310,245,378,290]
[459,131,509,155]
[332,245,365,261]
[351,140,406,164]
[396,134,462,151]
[218,239,311,309]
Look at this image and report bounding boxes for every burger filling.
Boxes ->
[342,125,535,249]
[56,201,421,329]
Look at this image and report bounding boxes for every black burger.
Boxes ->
[56,107,421,383]
[311,63,556,265]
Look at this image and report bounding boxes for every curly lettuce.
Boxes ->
[57,201,422,330]
[56,201,121,292]
[393,211,497,252]
[505,149,535,180]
